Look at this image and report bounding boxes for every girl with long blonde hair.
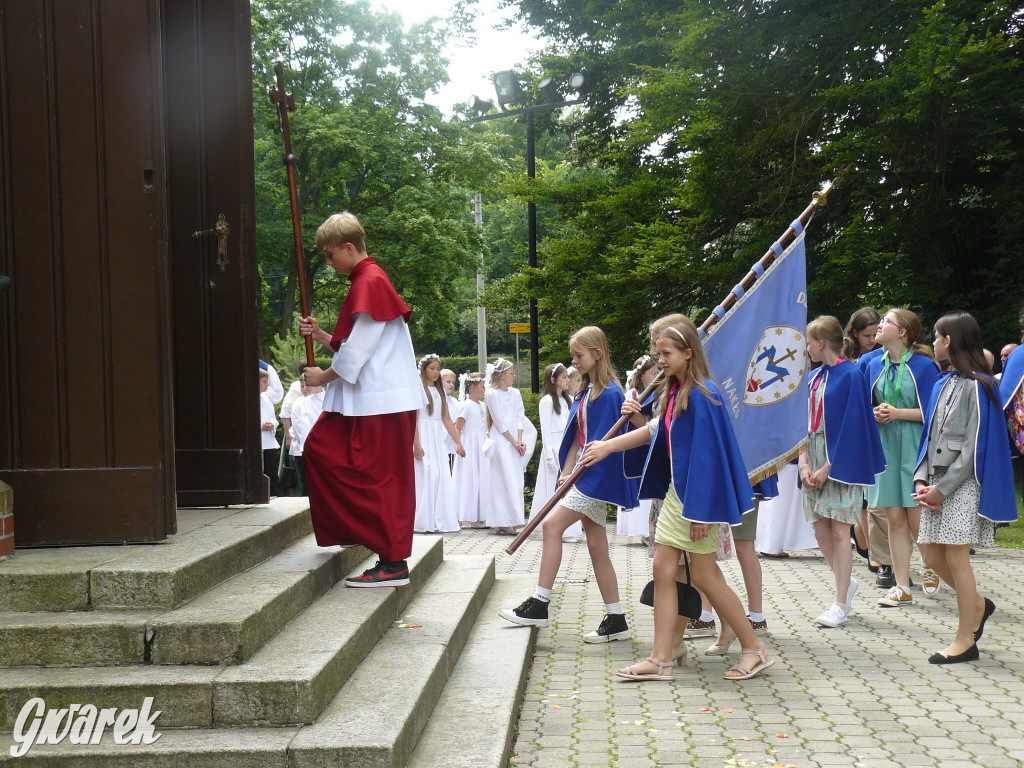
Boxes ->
[581,316,774,681]
[500,326,639,643]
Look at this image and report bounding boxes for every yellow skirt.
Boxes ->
[653,484,719,555]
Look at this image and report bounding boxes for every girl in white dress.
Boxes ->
[617,356,659,541]
[532,363,581,542]
[485,358,527,533]
[454,372,490,526]
[414,355,465,533]
[441,368,459,463]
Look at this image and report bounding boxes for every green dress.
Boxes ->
[866,358,923,508]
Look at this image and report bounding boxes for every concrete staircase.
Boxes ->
[0,500,534,767]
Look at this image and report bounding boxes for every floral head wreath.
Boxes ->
[418,353,440,370]
[625,355,652,391]
[458,371,486,401]
[485,357,513,386]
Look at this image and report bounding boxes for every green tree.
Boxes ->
[498,0,1024,361]
[251,0,505,359]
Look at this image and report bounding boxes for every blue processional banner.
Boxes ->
[701,229,809,482]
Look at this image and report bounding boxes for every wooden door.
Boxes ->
[0,0,176,544]
[163,0,265,506]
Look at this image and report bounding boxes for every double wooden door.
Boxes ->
[0,0,264,545]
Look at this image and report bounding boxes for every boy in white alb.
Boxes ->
[289,379,324,493]
[300,213,426,588]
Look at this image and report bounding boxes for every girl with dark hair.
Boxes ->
[843,307,881,362]
[413,354,465,533]
[532,363,580,541]
[913,312,1016,664]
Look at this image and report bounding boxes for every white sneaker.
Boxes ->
[921,568,940,596]
[846,578,858,612]
[814,604,848,628]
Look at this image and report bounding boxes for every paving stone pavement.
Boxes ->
[442,526,1024,768]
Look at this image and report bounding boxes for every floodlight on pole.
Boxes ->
[538,77,561,104]
[568,72,588,94]
[492,70,525,109]
[468,95,494,116]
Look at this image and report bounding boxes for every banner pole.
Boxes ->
[505,172,844,556]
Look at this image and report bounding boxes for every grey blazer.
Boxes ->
[914,377,979,497]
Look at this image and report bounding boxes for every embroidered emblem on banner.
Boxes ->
[744,326,805,406]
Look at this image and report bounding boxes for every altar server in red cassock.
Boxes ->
[300,212,426,588]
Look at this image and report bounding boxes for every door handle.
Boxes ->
[192,213,230,272]
[0,276,10,292]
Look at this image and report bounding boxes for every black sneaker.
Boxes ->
[875,565,896,589]
[345,560,410,588]
[499,596,549,627]
[583,613,630,643]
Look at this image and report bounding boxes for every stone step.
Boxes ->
[0,539,444,730]
[0,534,369,668]
[212,536,444,726]
[0,552,501,767]
[0,499,313,612]
[405,574,536,768]
[288,553,495,768]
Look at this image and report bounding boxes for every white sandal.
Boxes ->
[615,657,674,681]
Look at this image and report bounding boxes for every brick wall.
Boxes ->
[0,481,12,559]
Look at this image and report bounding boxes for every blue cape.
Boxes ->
[1000,344,1024,411]
[810,360,885,485]
[559,383,639,509]
[856,347,884,370]
[630,380,754,525]
[916,372,1017,523]
[863,351,941,414]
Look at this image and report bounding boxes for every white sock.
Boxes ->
[897,584,910,592]
[748,612,765,622]
[533,587,551,603]
[700,610,714,622]
[606,602,623,615]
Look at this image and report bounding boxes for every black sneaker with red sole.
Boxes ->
[344,560,410,588]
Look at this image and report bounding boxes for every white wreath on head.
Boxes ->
[485,357,513,387]
[458,371,486,401]
[418,353,440,370]
[626,355,652,391]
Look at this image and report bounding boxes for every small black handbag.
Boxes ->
[639,551,703,619]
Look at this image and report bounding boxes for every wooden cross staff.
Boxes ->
[504,174,843,555]
[269,61,315,366]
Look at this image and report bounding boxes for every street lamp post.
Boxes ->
[469,75,585,393]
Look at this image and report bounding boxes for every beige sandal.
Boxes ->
[615,657,674,681]
[672,643,687,662]
[705,635,736,656]
[724,646,775,680]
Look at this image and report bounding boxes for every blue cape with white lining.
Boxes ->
[626,389,778,500]
[916,372,1017,523]
[1000,344,1024,412]
[862,351,941,414]
[810,360,885,485]
[631,380,754,525]
[558,383,639,509]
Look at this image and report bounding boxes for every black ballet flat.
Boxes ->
[974,598,995,642]
[928,644,980,665]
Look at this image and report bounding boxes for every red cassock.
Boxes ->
[303,409,416,561]
[303,257,417,562]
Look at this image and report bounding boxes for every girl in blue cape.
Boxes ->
[862,308,941,606]
[500,326,639,643]
[799,316,885,629]
[581,316,774,682]
[913,312,1017,664]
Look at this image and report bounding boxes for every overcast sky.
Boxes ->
[371,0,546,114]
